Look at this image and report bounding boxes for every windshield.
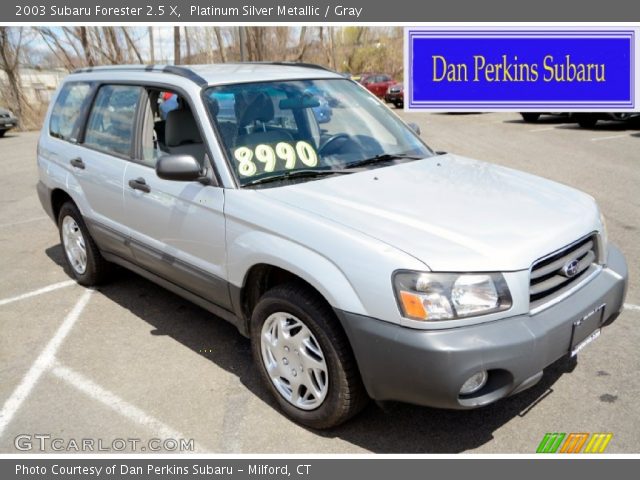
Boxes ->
[203,79,433,186]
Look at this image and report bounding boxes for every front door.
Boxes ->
[121,88,231,309]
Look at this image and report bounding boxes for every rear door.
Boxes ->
[73,84,143,257]
[121,88,231,310]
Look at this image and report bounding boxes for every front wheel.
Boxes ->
[250,283,368,429]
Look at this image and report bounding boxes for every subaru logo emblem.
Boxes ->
[562,259,580,278]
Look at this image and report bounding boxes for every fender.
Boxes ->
[227,230,368,316]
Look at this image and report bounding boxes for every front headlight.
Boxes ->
[393,271,512,321]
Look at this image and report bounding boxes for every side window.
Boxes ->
[49,82,91,142]
[84,85,141,157]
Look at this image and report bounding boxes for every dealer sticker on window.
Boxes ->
[233,141,318,177]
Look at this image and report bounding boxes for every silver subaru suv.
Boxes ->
[37,63,628,428]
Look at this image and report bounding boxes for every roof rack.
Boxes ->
[227,61,336,73]
[71,65,208,86]
[71,62,338,86]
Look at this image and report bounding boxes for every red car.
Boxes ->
[360,74,396,98]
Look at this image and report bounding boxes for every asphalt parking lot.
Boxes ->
[0,112,638,453]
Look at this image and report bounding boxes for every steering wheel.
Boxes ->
[319,133,351,155]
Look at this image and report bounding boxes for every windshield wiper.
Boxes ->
[346,153,424,169]
[242,169,352,187]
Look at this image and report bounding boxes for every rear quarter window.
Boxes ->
[49,82,92,142]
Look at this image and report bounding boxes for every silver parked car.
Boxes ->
[37,64,628,428]
[0,107,18,137]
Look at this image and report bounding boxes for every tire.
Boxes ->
[57,201,111,286]
[394,101,403,109]
[577,114,598,128]
[250,283,368,429]
[520,113,540,123]
[0,130,6,137]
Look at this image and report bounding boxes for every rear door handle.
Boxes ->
[70,157,85,169]
[128,177,150,193]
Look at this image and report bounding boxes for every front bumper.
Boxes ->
[336,244,628,409]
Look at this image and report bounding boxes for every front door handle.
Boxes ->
[70,157,85,169]
[128,177,150,193]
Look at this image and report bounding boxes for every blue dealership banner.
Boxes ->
[405,28,637,111]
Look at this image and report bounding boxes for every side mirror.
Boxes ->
[156,154,203,182]
[408,122,421,135]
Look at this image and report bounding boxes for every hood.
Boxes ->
[257,154,601,272]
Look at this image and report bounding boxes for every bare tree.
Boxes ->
[37,27,76,70]
[290,27,308,62]
[214,27,227,62]
[174,26,181,64]
[79,27,95,66]
[122,28,143,63]
[246,27,266,61]
[0,27,29,122]
[148,27,155,63]
[184,27,191,63]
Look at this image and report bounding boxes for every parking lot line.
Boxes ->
[0,289,93,438]
[528,127,556,132]
[51,362,207,453]
[624,303,640,311]
[0,280,76,307]
[590,134,628,142]
[0,216,48,229]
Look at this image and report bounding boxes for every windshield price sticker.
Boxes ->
[234,141,318,177]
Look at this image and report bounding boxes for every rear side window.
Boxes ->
[84,85,142,157]
[49,82,92,142]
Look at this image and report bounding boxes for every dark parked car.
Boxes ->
[0,107,18,137]
[520,112,639,128]
[384,83,404,108]
[360,74,396,98]
[572,112,640,128]
[519,113,567,123]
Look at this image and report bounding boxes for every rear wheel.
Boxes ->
[520,113,540,123]
[250,283,368,429]
[58,202,111,286]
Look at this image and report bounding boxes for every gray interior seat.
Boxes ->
[235,92,294,147]
[165,108,205,163]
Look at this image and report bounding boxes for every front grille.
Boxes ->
[529,234,598,309]
[0,113,9,119]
